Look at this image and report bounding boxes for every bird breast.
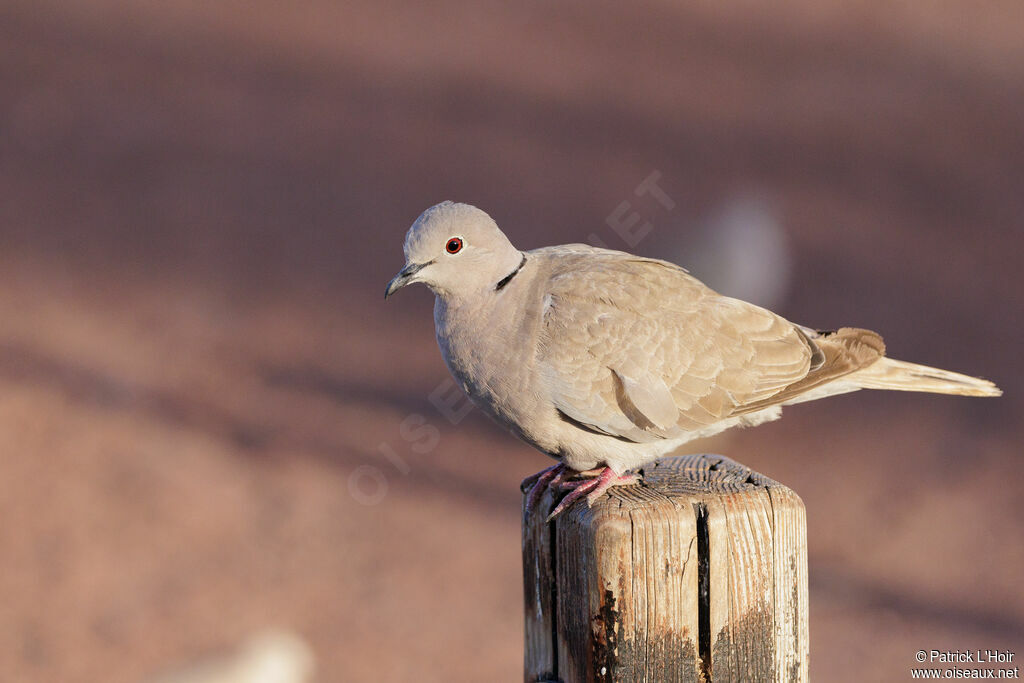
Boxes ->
[432,286,550,441]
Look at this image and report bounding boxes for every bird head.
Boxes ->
[385,201,522,300]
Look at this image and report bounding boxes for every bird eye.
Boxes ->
[445,237,463,254]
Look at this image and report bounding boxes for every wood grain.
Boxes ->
[523,454,808,682]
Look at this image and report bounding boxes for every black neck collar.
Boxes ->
[495,253,527,291]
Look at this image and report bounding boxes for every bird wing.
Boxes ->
[535,247,845,442]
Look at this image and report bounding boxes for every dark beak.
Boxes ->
[384,262,427,299]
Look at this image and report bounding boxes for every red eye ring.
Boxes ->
[445,237,463,254]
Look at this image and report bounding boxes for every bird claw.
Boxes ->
[520,464,561,493]
[544,467,640,522]
[521,464,567,513]
[523,465,640,522]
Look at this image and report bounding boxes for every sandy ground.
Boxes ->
[1,1,1022,681]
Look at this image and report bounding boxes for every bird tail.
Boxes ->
[851,358,1001,397]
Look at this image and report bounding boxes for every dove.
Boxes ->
[385,201,1001,519]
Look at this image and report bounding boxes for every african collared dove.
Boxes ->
[385,202,1000,518]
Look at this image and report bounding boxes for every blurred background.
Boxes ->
[1,0,1022,680]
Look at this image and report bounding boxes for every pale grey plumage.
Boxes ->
[386,201,1001,475]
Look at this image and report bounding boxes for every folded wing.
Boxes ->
[536,249,878,442]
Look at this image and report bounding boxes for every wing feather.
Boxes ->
[536,247,818,442]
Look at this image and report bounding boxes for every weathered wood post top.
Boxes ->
[523,454,809,683]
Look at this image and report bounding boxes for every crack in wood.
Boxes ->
[695,501,712,682]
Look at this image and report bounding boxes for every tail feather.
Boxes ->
[851,358,1001,397]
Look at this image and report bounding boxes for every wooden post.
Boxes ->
[523,454,808,683]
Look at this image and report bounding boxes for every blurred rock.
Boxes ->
[146,630,314,683]
[677,193,792,311]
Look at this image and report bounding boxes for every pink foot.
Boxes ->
[547,467,639,522]
[521,463,568,513]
